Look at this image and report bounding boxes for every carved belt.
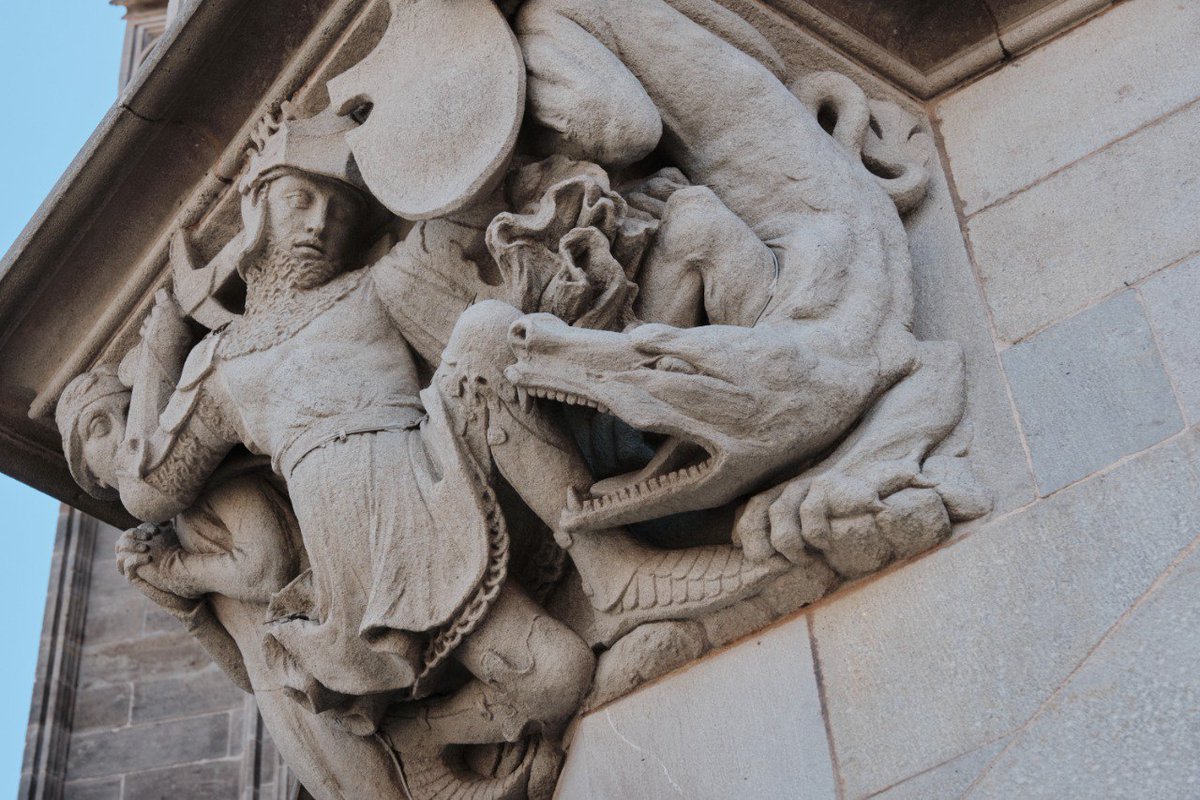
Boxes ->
[276,406,426,477]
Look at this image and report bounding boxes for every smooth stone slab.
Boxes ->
[122,759,242,800]
[1001,291,1181,494]
[65,712,230,781]
[966,100,1200,344]
[555,616,835,800]
[811,432,1200,798]
[874,740,1005,800]
[938,0,1200,214]
[969,542,1200,799]
[1140,256,1200,425]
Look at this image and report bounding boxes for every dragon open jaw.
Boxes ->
[516,381,719,530]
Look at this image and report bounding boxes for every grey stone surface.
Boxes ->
[968,542,1200,799]
[73,684,131,732]
[812,432,1200,798]
[1140,256,1200,424]
[1001,291,1181,494]
[556,616,836,800]
[65,712,230,781]
[874,740,1005,800]
[60,777,122,800]
[77,630,216,691]
[122,759,242,800]
[906,150,1036,514]
[966,100,1200,344]
[937,0,1200,214]
[131,666,244,724]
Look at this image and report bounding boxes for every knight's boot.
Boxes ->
[562,527,790,633]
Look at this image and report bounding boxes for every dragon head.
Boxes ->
[505,313,850,533]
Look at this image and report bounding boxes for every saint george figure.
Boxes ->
[56,107,779,755]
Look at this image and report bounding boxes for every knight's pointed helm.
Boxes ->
[240,102,370,196]
[172,103,388,330]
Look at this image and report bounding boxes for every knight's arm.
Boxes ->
[120,333,239,522]
[372,220,498,367]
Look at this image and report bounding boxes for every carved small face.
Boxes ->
[79,400,127,491]
[264,172,361,269]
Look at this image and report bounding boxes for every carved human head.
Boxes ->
[258,168,365,277]
[55,365,130,500]
[236,105,384,280]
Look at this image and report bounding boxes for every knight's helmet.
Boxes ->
[235,102,387,273]
[171,104,391,329]
[241,102,370,196]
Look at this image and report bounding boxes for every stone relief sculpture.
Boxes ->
[53,0,991,797]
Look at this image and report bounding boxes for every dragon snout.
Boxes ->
[508,317,531,356]
[507,313,570,359]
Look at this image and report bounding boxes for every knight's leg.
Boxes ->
[636,185,777,327]
[384,583,594,748]
[436,301,788,622]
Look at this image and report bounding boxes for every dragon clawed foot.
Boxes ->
[735,455,991,578]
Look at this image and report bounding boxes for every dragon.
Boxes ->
[504,0,991,575]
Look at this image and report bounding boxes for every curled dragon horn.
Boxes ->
[790,71,931,214]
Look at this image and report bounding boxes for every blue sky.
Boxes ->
[0,2,126,794]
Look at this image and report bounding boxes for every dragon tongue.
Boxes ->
[589,437,700,498]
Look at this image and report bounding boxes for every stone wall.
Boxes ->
[555,1,1200,796]
[22,512,291,800]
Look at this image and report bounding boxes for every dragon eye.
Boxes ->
[653,356,697,374]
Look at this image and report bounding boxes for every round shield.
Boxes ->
[327,0,525,220]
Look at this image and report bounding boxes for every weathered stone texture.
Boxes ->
[66,713,230,781]
[872,740,1005,800]
[1001,291,1182,494]
[964,100,1200,344]
[121,760,242,800]
[968,544,1200,799]
[54,520,251,797]
[811,433,1200,798]
[557,616,836,799]
[1140,256,1200,425]
[937,0,1200,214]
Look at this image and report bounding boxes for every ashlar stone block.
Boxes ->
[555,616,836,800]
[65,712,230,781]
[968,541,1200,799]
[966,100,1200,344]
[873,740,1005,800]
[1001,291,1181,494]
[1140,256,1200,425]
[811,432,1200,798]
[937,0,1200,214]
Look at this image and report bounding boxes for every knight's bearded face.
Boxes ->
[262,171,361,283]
